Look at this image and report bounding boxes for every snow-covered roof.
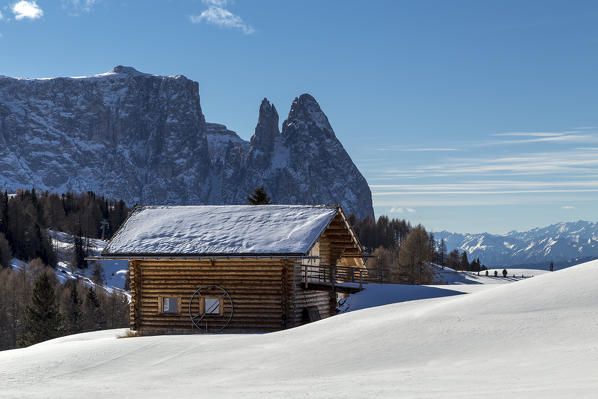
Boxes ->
[102,205,341,257]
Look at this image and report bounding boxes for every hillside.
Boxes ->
[436,220,598,267]
[1,260,596,398]
[0,66,373,219]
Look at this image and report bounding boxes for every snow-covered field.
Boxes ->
[432,263,548,284]
[1,259,596,398]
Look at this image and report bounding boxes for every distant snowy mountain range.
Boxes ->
[435,220,598,267]
[0,66,373,219]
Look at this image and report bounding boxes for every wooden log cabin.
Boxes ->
[101,204,364,335]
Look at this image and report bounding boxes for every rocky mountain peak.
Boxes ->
[259,97,277,117]
[111,65,144,76]
[285,93,333,134]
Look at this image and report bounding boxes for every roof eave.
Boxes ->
[96,252,314,260]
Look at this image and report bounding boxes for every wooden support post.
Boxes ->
[359,268,363,290]
[303,264,308,289]
[129,259,142,332]
[330,265,336,289]
[129,259,136,331]
[281,262,287,329]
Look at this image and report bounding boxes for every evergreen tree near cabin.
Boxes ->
[439,239,447,266]
[469,257,483,272]
[18,272,62,347]
[91,262,104,285]
[65,283,83,334]
[82,287,106,332]
[460,251,469,271]
[446,249,460,270]
[0,232,11,268]
[247,185,271,205]
[72,228,87,269]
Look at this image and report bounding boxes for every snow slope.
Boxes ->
[1,260,597,398]
[338,264,549,312]
[49,230,129,294]
[338,283,493,313]
[431,263,547,284]
[11,231,129,294]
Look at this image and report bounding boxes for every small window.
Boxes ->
[159,296,180,314]
[203,297,222,315]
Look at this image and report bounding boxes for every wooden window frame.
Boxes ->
[201,296,224,316]
[158,296,182,315]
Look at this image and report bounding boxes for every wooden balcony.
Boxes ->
[300,264,390,294]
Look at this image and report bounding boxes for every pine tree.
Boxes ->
[124,270,130,291]
[439,239,447,266]
[18,272,62,346]
[428,232,438,263]
[92,262,104,285]
[72,228,87,269]
[460,251,470,271]
[82,287,105,332]
[472,258,482,272]
[549,261,554,272]
[447,249,460,270]
[246,186,271,205]
[0,233,11,268]
[65,283,83,334]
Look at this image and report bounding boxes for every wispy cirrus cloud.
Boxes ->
[368,125,598,230]
[61,0,97,15]
[390,207,416,214]
[382,147,598,178]
[482,128,598,146]
[404,147,457,152]
[493,131,567,137]
[12,1,43,20]
[369,143,598,210]
[372,180,598,193]
[373,128,598,153]
[190,0,255,35]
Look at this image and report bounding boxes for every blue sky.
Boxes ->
[1,0,597,233]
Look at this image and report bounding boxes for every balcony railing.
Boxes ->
[300,264,390,291]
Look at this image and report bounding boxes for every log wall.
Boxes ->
[131,259,287,334]
[286,260,334,327]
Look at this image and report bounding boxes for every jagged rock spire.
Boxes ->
[250,98,280,148]
[248,99,280,169]
[284,93,333,135]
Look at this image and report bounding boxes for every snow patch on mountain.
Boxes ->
[436,220,598,267]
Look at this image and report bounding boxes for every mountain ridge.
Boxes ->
[0,66,374,219]
[435,219,598,267]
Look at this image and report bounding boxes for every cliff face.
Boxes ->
[0,66,374,219]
